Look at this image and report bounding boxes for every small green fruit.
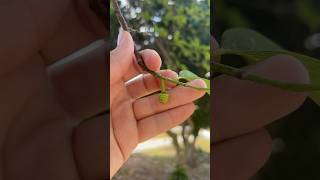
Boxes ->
[159,92,169,104]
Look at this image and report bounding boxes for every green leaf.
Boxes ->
[179,70,200,81]
[220,28,320,105]
[170,165,189,180]
[222,28,283,51]
[179,70,210,95]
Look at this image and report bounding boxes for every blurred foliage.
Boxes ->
[213,0,320,179]
[111,0,210,177]
[169,165,189,180]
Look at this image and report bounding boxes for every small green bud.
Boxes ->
[159,92,169,104]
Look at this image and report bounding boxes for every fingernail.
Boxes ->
[189,79,207,88]
[117,28,125,46]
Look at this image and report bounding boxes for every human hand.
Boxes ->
[211,37,309,179]
[0,0,107,179]
[110,29,207,178]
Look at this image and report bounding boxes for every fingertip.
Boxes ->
[189,79,207,88]
[160,70,178,78]
[117,29,133,48]
[170,79,207,103]
[159,70,179,87]
[140,49,162,71]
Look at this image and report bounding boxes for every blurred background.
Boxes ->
[111,0,210,179]
[213,0,320,179]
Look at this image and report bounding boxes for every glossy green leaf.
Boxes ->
[179,70,200,81]
[221,28,283,51]
[179,70,210,95]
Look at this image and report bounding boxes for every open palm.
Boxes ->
[109,30,207,177]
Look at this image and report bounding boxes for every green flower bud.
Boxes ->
[159,92,169,104]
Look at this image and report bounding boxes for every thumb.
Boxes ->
[110,29,134,83]
[117,29,134,49]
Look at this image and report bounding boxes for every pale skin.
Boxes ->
[110,29,207,177]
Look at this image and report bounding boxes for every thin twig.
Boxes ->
[111,0,129,30]
[212,61,320,92]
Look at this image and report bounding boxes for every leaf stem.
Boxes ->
[160,79,166,92]
[212,61,320,92]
